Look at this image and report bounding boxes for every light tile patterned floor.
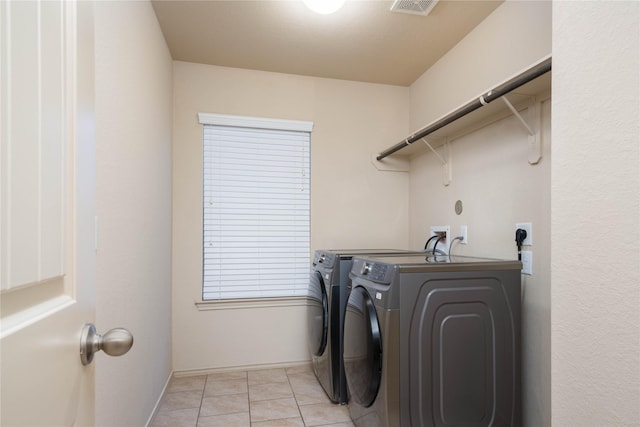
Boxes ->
[150,365,355,427]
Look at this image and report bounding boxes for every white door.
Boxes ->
[1,1,104,425]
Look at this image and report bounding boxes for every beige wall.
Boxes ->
[551,1,640,425]
[407,1,552,426]
[409,0,552,129]
[172,62,410,372]
[95,1,173,425]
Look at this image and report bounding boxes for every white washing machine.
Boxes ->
[343,254,522,426]
[306,249,423,404]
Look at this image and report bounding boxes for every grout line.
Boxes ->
[287,369,307,427]
[247,372,253,426]
[196,374,206,425]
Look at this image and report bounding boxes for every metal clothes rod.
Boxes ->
[376,59,552,161]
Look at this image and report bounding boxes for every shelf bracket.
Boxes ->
[501,96,534,136]
[527,101,542,165]
[422,138,452,186]
[501,96,542,165]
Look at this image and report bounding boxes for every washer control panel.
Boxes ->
[313,251,335,267]
[352,258,392,283]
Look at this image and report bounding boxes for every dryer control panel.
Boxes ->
[351,258,393,283]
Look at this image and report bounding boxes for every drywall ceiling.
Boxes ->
[151,0,502,87]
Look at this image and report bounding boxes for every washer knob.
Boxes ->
[361,263,372,275]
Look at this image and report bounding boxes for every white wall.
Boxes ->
[551,1,640,425]
[172,62,410,372]
[95,1,173,425]
[408,1,552,426]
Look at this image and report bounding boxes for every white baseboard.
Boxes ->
[144,370,173,427]
[172,359,312,378]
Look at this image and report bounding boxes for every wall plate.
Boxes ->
[429,225,450,254]
[515,222,532,245]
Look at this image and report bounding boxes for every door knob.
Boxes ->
[80,323,133,365]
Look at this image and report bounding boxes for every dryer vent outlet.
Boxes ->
[429,225,450,254]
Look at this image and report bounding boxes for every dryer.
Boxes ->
[307,249,422,404]
[343,254,521,427]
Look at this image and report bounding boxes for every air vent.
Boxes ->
[390,0,438,16]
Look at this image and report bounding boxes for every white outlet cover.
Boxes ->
[460,225,468,244]
[521,250,533,275]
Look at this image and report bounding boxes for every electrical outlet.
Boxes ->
[460,225,468,244]
[515,222,532,245]
[521,250,533,275]
[429,225,450,254]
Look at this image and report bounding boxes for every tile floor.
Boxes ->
[150,365,355,427]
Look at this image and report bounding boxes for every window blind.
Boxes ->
[201,114,312,300]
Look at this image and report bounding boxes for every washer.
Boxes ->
[343,254,522,426]
[307,249,422,404]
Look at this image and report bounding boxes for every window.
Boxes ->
[199,113,312,300]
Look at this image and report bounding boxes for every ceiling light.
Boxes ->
[303,0,346,15]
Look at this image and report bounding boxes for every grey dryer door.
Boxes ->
[343,286,382,408]
[307,270,328,356]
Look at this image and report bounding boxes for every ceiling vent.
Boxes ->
[390,0,439,16]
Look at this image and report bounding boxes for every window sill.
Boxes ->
[195,296,309,311]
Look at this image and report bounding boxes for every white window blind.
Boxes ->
[200,113,312,300]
